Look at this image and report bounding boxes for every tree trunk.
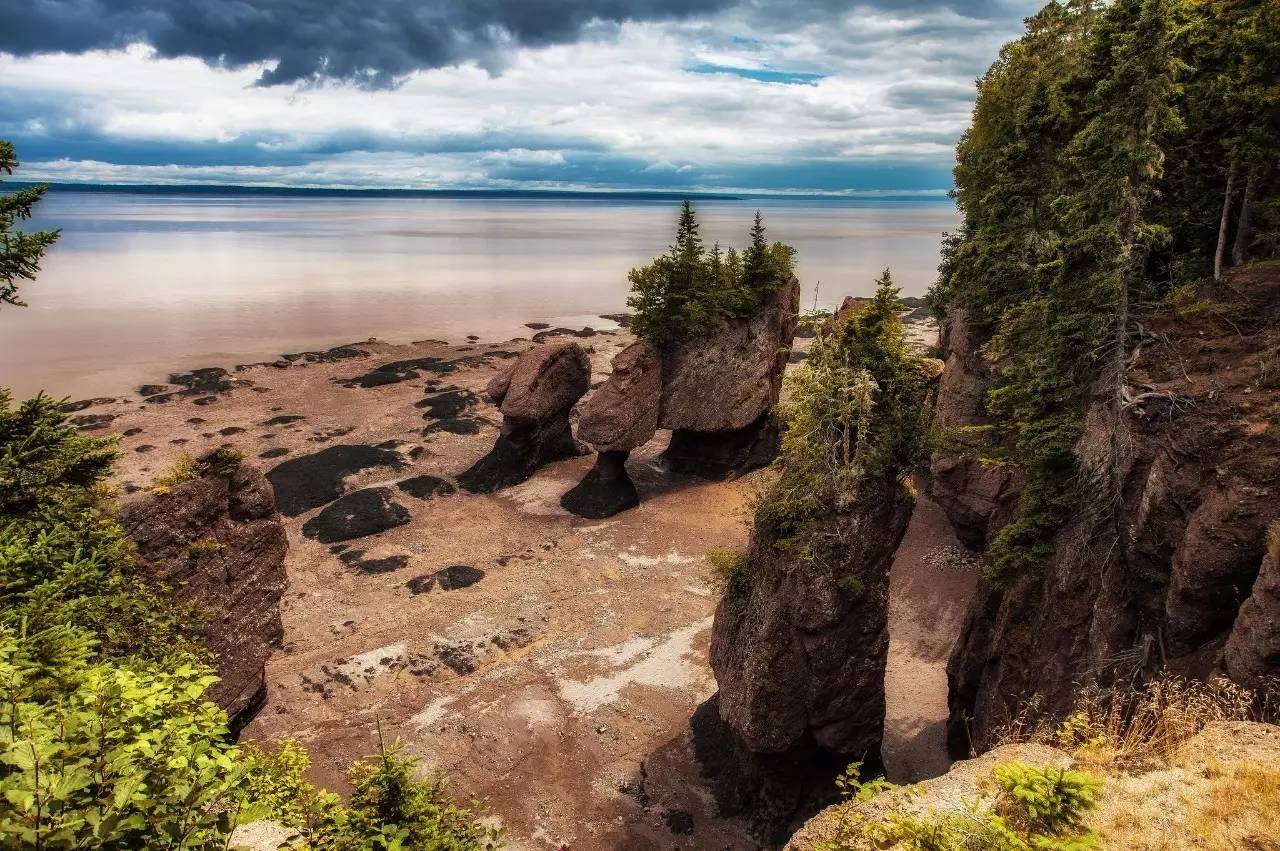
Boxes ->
[1214,164,1236,281]
[1232,172,1254,267]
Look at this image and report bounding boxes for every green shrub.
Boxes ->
[993,762,1102,838]
[0,631,243,849]
[816,760,1101,851]
[243,735,503,850]
[151,452,200,493]
[626,202,794,347]
[755,270,933,550]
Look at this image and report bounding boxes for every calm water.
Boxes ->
[0,190,958,399]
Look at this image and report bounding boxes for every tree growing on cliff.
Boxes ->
[928,0,1280,580]
[0,140,59,308]
[627,202,794,346]
[756,269,934,549]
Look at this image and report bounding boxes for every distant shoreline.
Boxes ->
[10,181,953,203]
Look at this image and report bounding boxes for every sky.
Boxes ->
[0,0,1043,193]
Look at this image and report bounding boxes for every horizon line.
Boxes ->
[8,180,955,202]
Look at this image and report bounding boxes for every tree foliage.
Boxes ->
[0,140,60,309]
[757,270,935,549]
[929,0,1280,578]
[627,202,795,346]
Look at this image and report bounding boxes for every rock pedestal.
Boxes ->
[561,340,661,517]
[459,342,590,493]
[559,450,638,518]
[701,475,914,838]
[659,276,799,479]
[120,452,288,734]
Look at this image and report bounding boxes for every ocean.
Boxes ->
[0,188,958,398]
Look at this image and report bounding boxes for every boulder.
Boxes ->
[120,453,288,733]
[578,341,662,453]
[458,342,591,493]
[1224,539,1280,690]
[660,276,799,433]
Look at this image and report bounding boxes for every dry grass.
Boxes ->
[997,676,1267,771]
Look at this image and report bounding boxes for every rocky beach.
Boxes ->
[62,306,964,850]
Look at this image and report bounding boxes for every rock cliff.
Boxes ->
[937,266,1280,752]
[120,451,289,733]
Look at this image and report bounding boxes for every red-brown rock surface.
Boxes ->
[120,453,288,732]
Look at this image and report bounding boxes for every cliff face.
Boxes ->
[937,266,1280,752]
[120,454,289,733]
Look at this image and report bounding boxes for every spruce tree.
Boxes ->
[0,141,59,308]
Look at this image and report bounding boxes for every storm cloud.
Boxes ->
[3,0,737,86]
[3,0,1035,86]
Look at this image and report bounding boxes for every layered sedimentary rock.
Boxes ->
[120,453,288,733]
[701,476,915,838]
[940,268,1280,754]
[561,341,662,518]
[459,341,590,492]
[659,276,800,478]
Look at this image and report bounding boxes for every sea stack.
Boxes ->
[458,341,591,493]
[561,340,662,518]
[659,275,800,479]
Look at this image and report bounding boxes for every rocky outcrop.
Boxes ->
[659,276,799,478]
[940,268,1280,754]
[701,476,915,839]
[561,341,661,518]
[1225,536,1280,691]
[926,308,1019,548]
[458,342,590,493]
[120,452,288,733]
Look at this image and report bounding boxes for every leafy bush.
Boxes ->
[815,760,1101,851]
[242,735,502,850]
[626,202,794,346]
[0,632,243,849]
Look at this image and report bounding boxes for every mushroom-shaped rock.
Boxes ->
[578,341,662,453]
[659,277,800,478]
[458,342,591,493]
[561,341,662,518]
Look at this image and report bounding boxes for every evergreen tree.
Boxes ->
[0,140,59,308]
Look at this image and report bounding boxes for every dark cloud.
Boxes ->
[2,0,1040,87]
[0,0,736,86]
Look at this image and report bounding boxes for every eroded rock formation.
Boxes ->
[459,341,590,492]
[660,276,800,478]
[701,476,915,838]
[120,452,288,733]
[939,268,1280,753]
[561,340,661,517]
